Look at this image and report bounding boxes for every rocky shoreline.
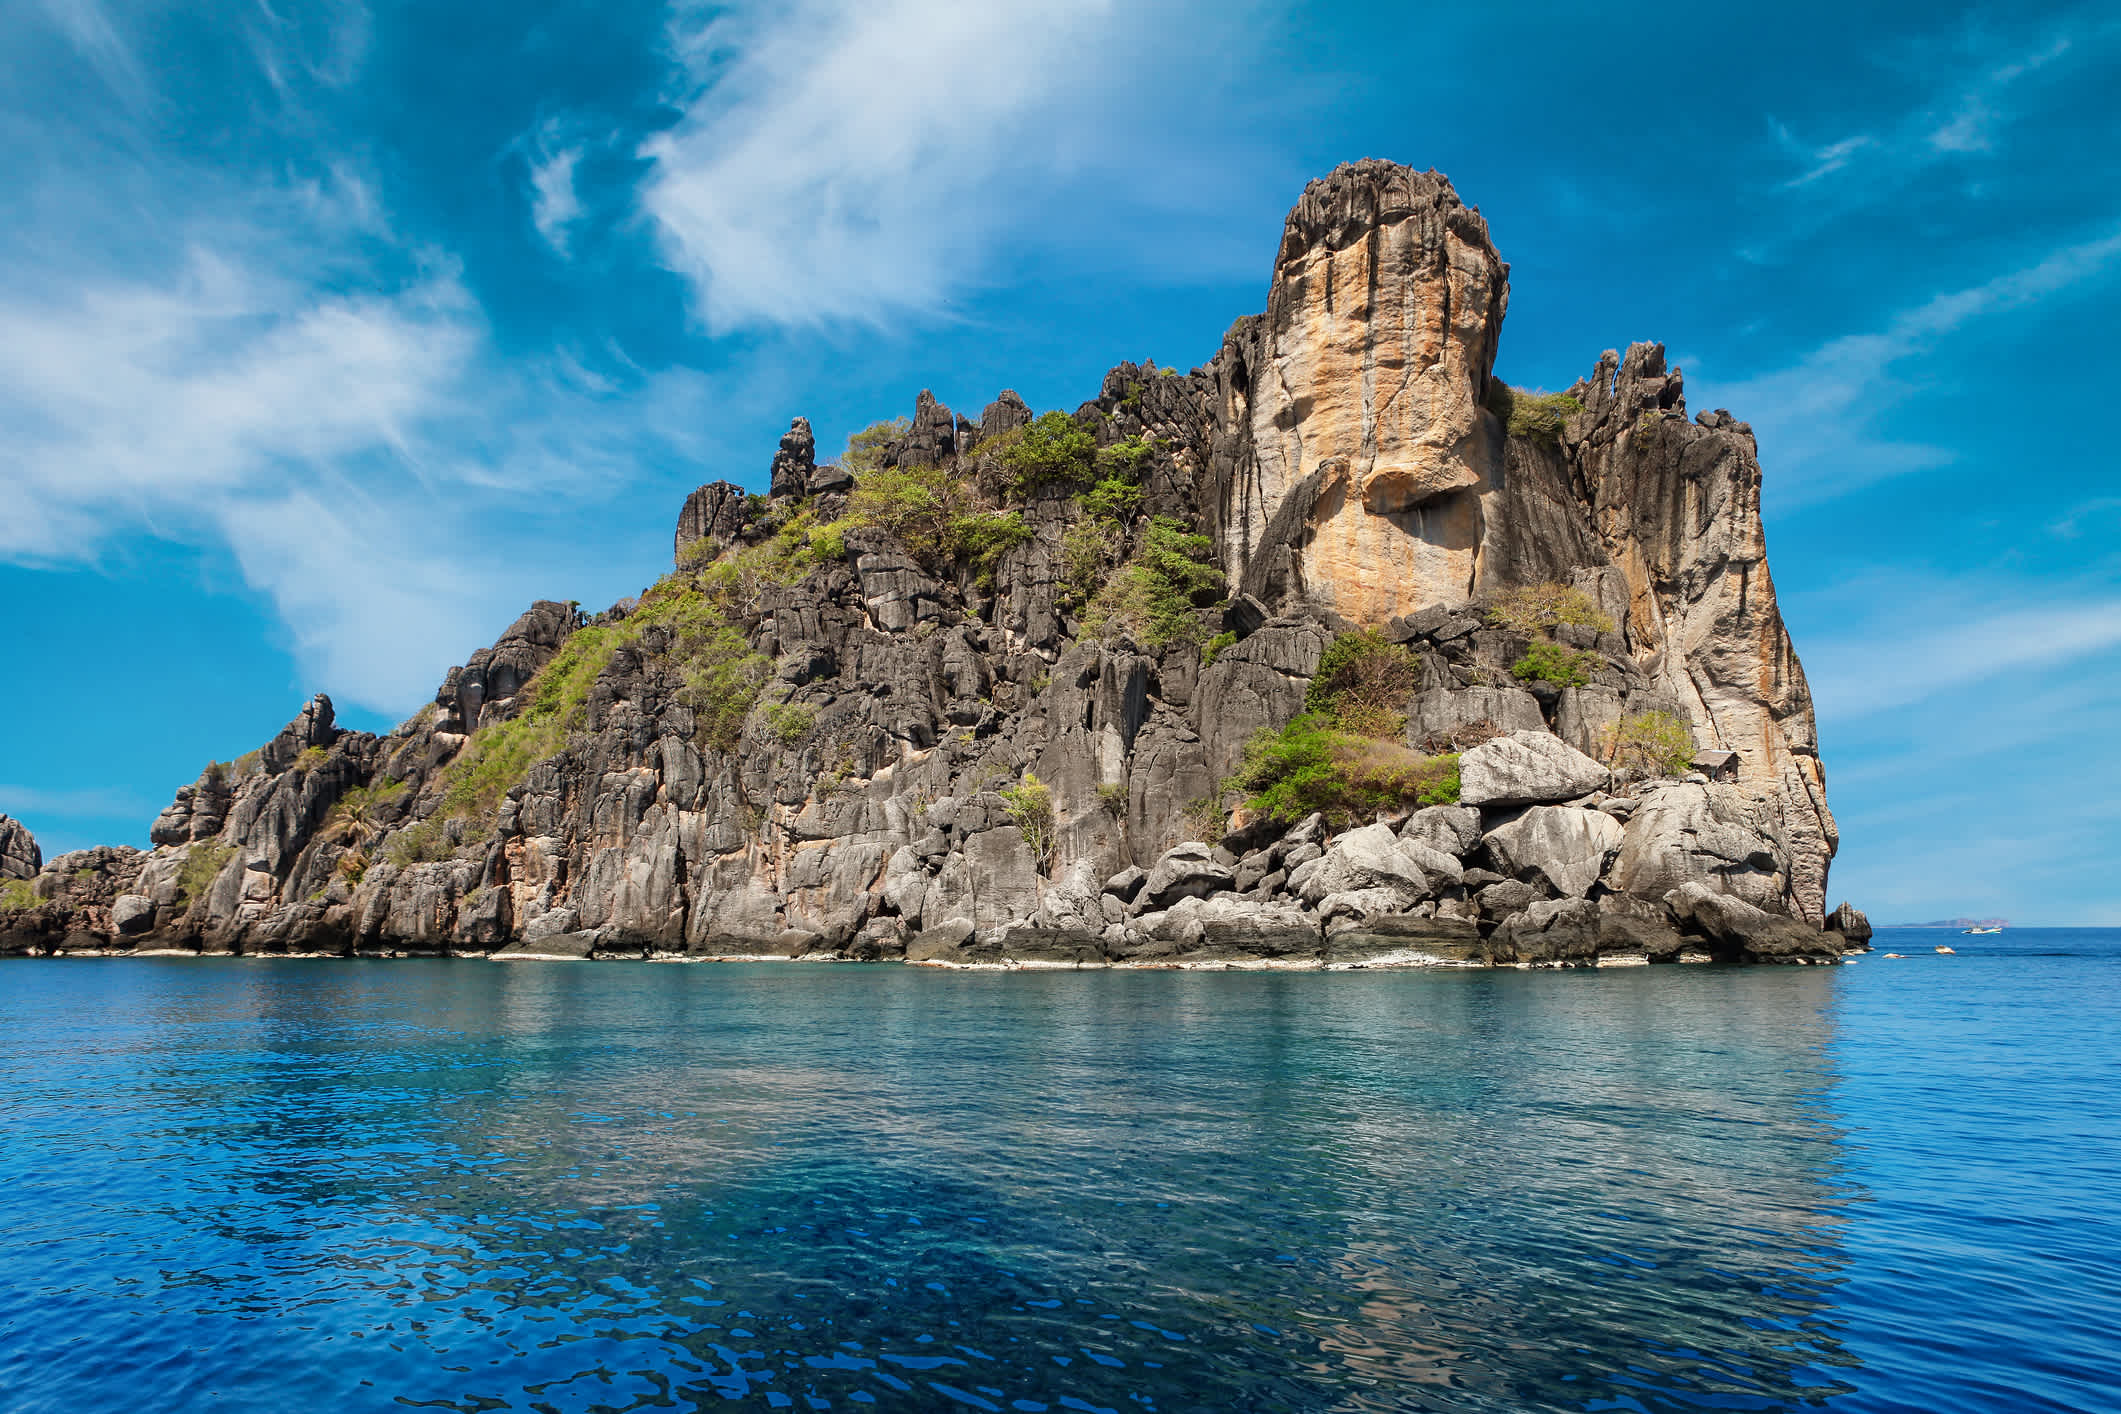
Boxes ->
[0,161,1869,969]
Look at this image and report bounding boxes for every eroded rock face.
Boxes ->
[5,160,1850,962]
[1482,806,1623,899]
[0,815,38,881]
[1216,161,1508,622]
[1608,782,1790,916]
[1562,346,1838,922]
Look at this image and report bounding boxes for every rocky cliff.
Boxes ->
[0,161,1865,967]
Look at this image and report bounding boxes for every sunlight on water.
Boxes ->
[2,933,2116,1412]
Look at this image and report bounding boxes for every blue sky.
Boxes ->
[2,1,2116,922]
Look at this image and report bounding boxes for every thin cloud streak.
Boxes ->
[526,117,586,256]
[1697,227,2121,506]
[35,0,148,105]
[1795,568,2121,720]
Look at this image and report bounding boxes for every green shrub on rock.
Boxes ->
[1511,639,1601,689]
[847,464,972,568]
[763,702,817,744]
[999,772,1056,871]
[1487,582,1615,636]
[1486,384,1585,444]
[175,842,235,906]
[0,879,37,912]
[1081,517,1224,649]
[1000,411,1097,496]
[1237,714,1460,825]
[955,512,1034,590]
[1095,436,1155,484]
[1602,709,1697,778]
[1079,474,1143,523]
[840,418,909,477]
[385,818,452,867]
[1307,630,1420,738]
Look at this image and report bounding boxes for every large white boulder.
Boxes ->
[1458,730,1610,808]
[1482,806,1625,898]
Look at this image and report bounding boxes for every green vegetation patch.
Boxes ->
[999,772,1056,872]
[1081,517,1225,649]
[0,879,38,912]
[175,842,236,907]
[956,512,1035,591]
[1486,582,1615,636]
[1236,715,1460,826]
[840,418,909,478]
[1060,469,1148,613]
[385,818,453,868]
[429,569,772,829]
[1079,473,1144,523]
[999,410,1097,497]
[1095,436,1155,484]
[1510,639,1602,689]
[1307,630,1420,738]
[762,702,817,744]
[1486,383,1585,444]
[1602,709,1697,778]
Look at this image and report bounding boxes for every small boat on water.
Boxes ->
[1964,926,2003,934]
[1935,945,1956,955]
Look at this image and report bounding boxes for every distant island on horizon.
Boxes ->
[1888,918,2010,929]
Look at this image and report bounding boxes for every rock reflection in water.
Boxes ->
[0,961,1861,1412]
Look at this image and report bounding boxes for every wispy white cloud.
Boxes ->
[0,165,741,712]
[1696,228,2121,504]
[1774,128,1874,189]
[639,0,1127,330]
[1753,29,2084,249]
[1926,35,2071,152]
[35,0,148,105]
[2048,496,2121,540]
[1804,594,2121,718]
[529,143,584,256]
[1795,567,2121,923]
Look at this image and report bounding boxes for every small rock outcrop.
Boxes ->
[0,815,39,881]
[1,161,1857,969]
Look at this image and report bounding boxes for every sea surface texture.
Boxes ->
[3,932,2116,1413]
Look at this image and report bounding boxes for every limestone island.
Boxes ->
[0,161,1874,967]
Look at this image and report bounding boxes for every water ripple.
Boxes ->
[0,934,2116,1411]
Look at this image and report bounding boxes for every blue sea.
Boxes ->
[2,930,2116,1413]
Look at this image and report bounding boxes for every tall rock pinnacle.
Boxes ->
[1217,161,1509,623]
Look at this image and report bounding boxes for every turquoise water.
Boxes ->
[1,931,2116,1413]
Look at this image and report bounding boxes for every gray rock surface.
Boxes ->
[1608,782,1791,915]
[1826,901,1873,949]
[1459,731,1611,808]
[1482,806,1624,899]
[1140,843,1235,909]
[1664,882,1835,963]
[0,815,38,881]
[4,160,1850,968]
[1399,805,1481,857]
